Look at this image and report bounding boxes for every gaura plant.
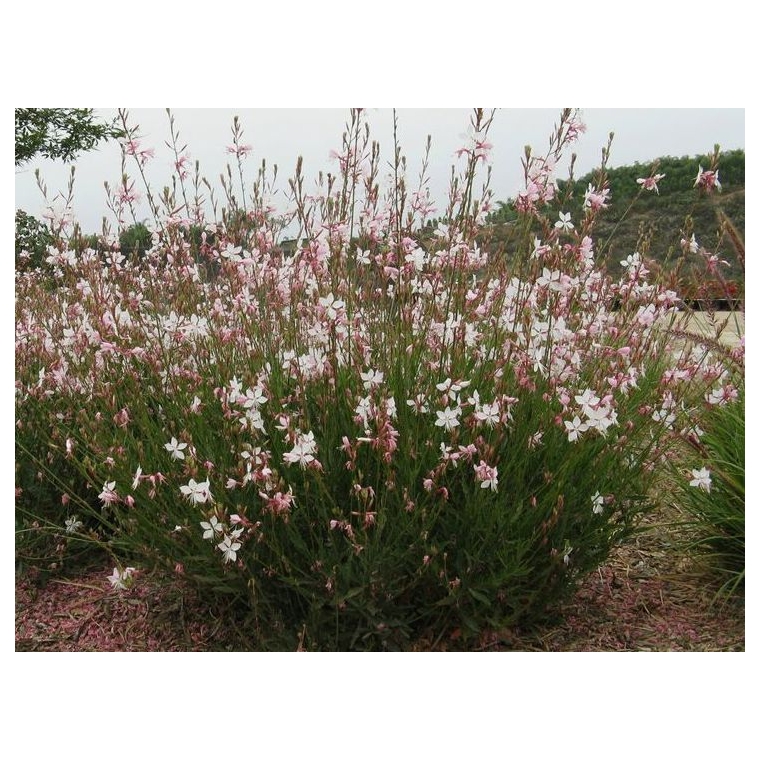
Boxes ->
[15,108,743,649]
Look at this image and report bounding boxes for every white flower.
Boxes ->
[575,389,600,410]
[474,401,500,428]
[228,376,244,403]
[406,394,429,413]
[706,387,727,406]
[283,431,318,469]
[107,566,136,590]
[564,416,588,442]
[220,243,243,261]
[132,466,143,490]
[217,532,242,563]
[620,252,644,271]
[200,515,224,540]
[405,246,427,271]
[283,443,315,468]
[436,378,471,401]
[355,396,373,425]
[554,211,574,232]
[435,405,461,431]
[242,386,267,409]
[689,467,712,492]
[360,368,384,389]
[318,292,345,321]
[164,436,188,460]
[584,403,618,436]
[180,478,212,505]
[64,516,83,534]
[591,492,604,515]
[652,407,676,428]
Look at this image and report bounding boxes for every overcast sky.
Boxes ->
[14,107,745,235]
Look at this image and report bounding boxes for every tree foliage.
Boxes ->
[15,209,53,271]
[15,108,123,166]
[119,222,153,259]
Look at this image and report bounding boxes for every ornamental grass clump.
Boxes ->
[669,359,744,603]
[662,197,745,603]
[15,108,742,649]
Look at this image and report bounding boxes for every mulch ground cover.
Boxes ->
[15,506,744,652]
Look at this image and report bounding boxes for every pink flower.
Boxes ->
[116,183,141,204]
[694,165,721,192]
[584,183,610,210]
[260,489,296,518]
[137,148,155,166]
[227,144,253,158]
[455,137,493,165]
[474,461,499,492]
[565,114,586,142]
[703,252,729,274]
[636,173,665,194]
[174,153,192,179]
[99,481,118,506]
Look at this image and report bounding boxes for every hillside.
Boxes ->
[481,149,745,304]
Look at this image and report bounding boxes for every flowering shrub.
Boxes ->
[15,108,743,649]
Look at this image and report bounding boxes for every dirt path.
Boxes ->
[672,310,744,348]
